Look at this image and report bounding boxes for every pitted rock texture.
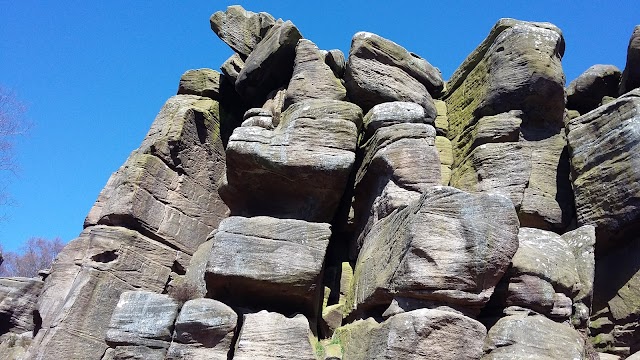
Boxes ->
[209,5,276,58]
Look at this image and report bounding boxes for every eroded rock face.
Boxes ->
[620,25,640,95]
[205,216,330,317]
[336,309,486,360]
[446,19,572,231]
[567,65,621,115]
[348,186,519,317]
[209,5,276,58]
[233,311,316,360]
[483,314,586,359]
[345,31,443,113]
[0,278,42,336]
[220,99,361,222]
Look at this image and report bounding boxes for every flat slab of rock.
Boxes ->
[221,99,361,222]
[348,186,519,316]
[345,31,442,113]
[233,311,316,360]
[483,314,586,359]
[235,20,302,105]
[85,95,229,255]
[566,91,640,250]
[284,39,347,108]
[567,64,621,114]
[620,25,640,95]
[209,5,275,58]
[205,216,330,317]
[336,309,486,360]
[166,298,237,360]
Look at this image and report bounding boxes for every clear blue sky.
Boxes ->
[0,1,637,252]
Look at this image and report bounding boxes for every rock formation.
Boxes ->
[1,5,640,359]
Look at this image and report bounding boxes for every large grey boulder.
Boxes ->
[235,20,302,105]
[85,95,229,255]
[620,25,640,95]
[0,277,43,336]
[233,311,316,360]
[335,309,486,360]
[567,64,621,114]
[352,102,441,253]
[347,186,519,317]
[205,216,331,317]
[482,314,586,359]
[566,90,640,250]
[445,19,572,231]
[166,298,237,360]
[344,31,443,113]
[221,53,244,84]
[177,68,226,100]
[105,291,179,351]
[220,99,361,222]
[26,226,180,360]
[209,5,275,58]
[284,39,347,108]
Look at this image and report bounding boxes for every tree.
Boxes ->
[0,86,29,208]
[0,237,65,277]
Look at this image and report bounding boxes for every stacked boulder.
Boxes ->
[3,5,640,359]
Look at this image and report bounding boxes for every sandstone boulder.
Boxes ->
[220,99,361,222]
[336,309,486,360]
[177,68,226,100]
[205,216,331,317]
[166,298,237,360]
[345,31,442,113]
[209,5,275,58]
[567,64,621,114]
[284,39,347,108]
[0,277,42,336]
[85,95,229,255]
[235,20,302,105]
[233,311,316,360]
[325,49,346,78]
[482,314,586,359]
[220,53,244,84]
[566,91,640,250]
[348,186,519,317]
[620,25,640,95]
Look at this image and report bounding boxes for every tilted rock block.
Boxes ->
[0,277,42,336]
[335,309,486,360]
[324,49,346,78]
[345,31,442,113]
[209,5,275,58]
[445,19,572,232]
[620,25,640,95]
[233,311,316,360]
[205,216,331,317]
[220,53,244,84]
[284,39,347,108]
[177,68,225,100]
[85,95,229,255]
[221,99,361,222]
[567,64,621,115]
[166,298,237,360]
[347,186,519,317]
[27,226,179,360]
[235,20,302,105]
[482,314,586,359]
[106,291,179,350]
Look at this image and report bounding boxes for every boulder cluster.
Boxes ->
[1,5,640,360]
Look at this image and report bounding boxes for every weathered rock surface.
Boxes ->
[446,19,572,231]
[566,91,640,250]
[567,65,621,114]
[325,49,346,78]
[220,53,244,84]
[336,309,486,360]
[235,20,302,105]
[220,99,361,222]
[233,311,316,360]
[85,95,229,255]
[284,39,347,108]
[177,68,225,100]
[620,25,640,95]
[166,298,237,360]
[483,314,586,359]
[348,186,519,316]
[0,277,42,336]
[105,291,179,352]
[209,5,276,58]
[345,31,442,113]
[205,216,330,317]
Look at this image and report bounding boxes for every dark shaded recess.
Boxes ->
[91,250,118,263]
[171,260,186,276]
[477,271,510,329]
[32,310,42,337]
[0,312,11,336]
[218,75,247,148]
